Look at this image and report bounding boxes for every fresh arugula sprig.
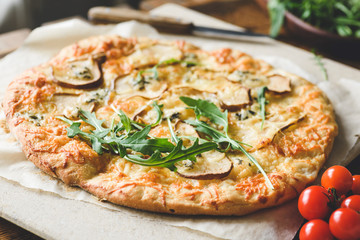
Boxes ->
[125,138,217,171]
[57,105,217,171]
[58,110,174,156]
[123,117,217,171]
[180,96,274,189]
[257,86,268,131]
[150,101,164,127]
[312,49,328,81]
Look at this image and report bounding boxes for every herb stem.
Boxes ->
[312,49,328,81]
[257,86,268,131]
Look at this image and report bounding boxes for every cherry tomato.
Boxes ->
[298,186,331,220]
[329,208,360,240]
[341,195,360,212]
[299,219,334,240]
[352,175,360,195]
[321,166,353,195]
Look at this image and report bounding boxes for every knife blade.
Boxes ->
[88,7,271,42]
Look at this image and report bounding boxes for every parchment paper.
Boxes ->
[0,19,359,240]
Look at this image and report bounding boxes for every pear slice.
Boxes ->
[52,93,96,119]
[176,151,233,180]
[267,75,291,93]
[174,121,199,147]
[52,56,103,89]
[115,74,168,99]
[174,122,233,180]
[218,86,251,111]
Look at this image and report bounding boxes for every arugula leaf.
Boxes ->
[56,116,75,126]
[118,109,132,134]
[257,86,268,130]
[120,125,174,155]
[182,96,274,189]
[151,101,164,127]
[167,118,180,144]
[125,139,217,171]
[134,70,149,90]
[158,58,181,66]
[185,118,273,189]
[66,122,85,138]
[158,58,198,67]
[56,116,105,154]
[58,108,216,172]
[79,110,110,138]
[180,96,228,131]
[161,139,216,171]
[185,119,229,144]
[90,135,104,154]
[148,66,159,80]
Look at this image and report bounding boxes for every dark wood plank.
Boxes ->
[0,218,43,240]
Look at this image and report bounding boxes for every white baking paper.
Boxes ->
[0,19,359,240]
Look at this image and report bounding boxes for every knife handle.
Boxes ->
[88,7,193,34]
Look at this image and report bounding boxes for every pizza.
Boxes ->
[2,35,338,215]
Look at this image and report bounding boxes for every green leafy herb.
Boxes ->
[179,96,228,132]
[268,0,360,38]
[167,118,180,144]
[58,105,217,171]
[117,109,132,134]
[257,86,268,130]
[57,113,107,154]
[134,70,150,90]
[120,126,175,155]
[159,58,198,67]
[268,0,286,38]
[125,139,217,171]
[181,97,274,189]
[150,101,164,127]
[312,49,329,81]
[110,105,144,131]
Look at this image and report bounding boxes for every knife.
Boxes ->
[88,7,271,42]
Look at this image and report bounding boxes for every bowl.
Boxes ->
[255,0,360,57]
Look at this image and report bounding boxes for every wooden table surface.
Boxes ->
[0,0,359,239]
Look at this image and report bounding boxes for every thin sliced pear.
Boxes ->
[218,86,251,111]
[52,93,96,118]
[267,75,291,93]
[53,56,103,89]
[176,151,233,180]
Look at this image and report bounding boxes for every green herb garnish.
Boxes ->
[180,96,274,189]
[312,49,328,81]
[125,138,217,171]
[57,96,274,188]
[257,86,268,130]
[150,101,164,127]
[57,105,217,171]
[268,0,286,38]
[268,0,360,38]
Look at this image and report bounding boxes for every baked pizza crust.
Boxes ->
[3,35,338,215]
